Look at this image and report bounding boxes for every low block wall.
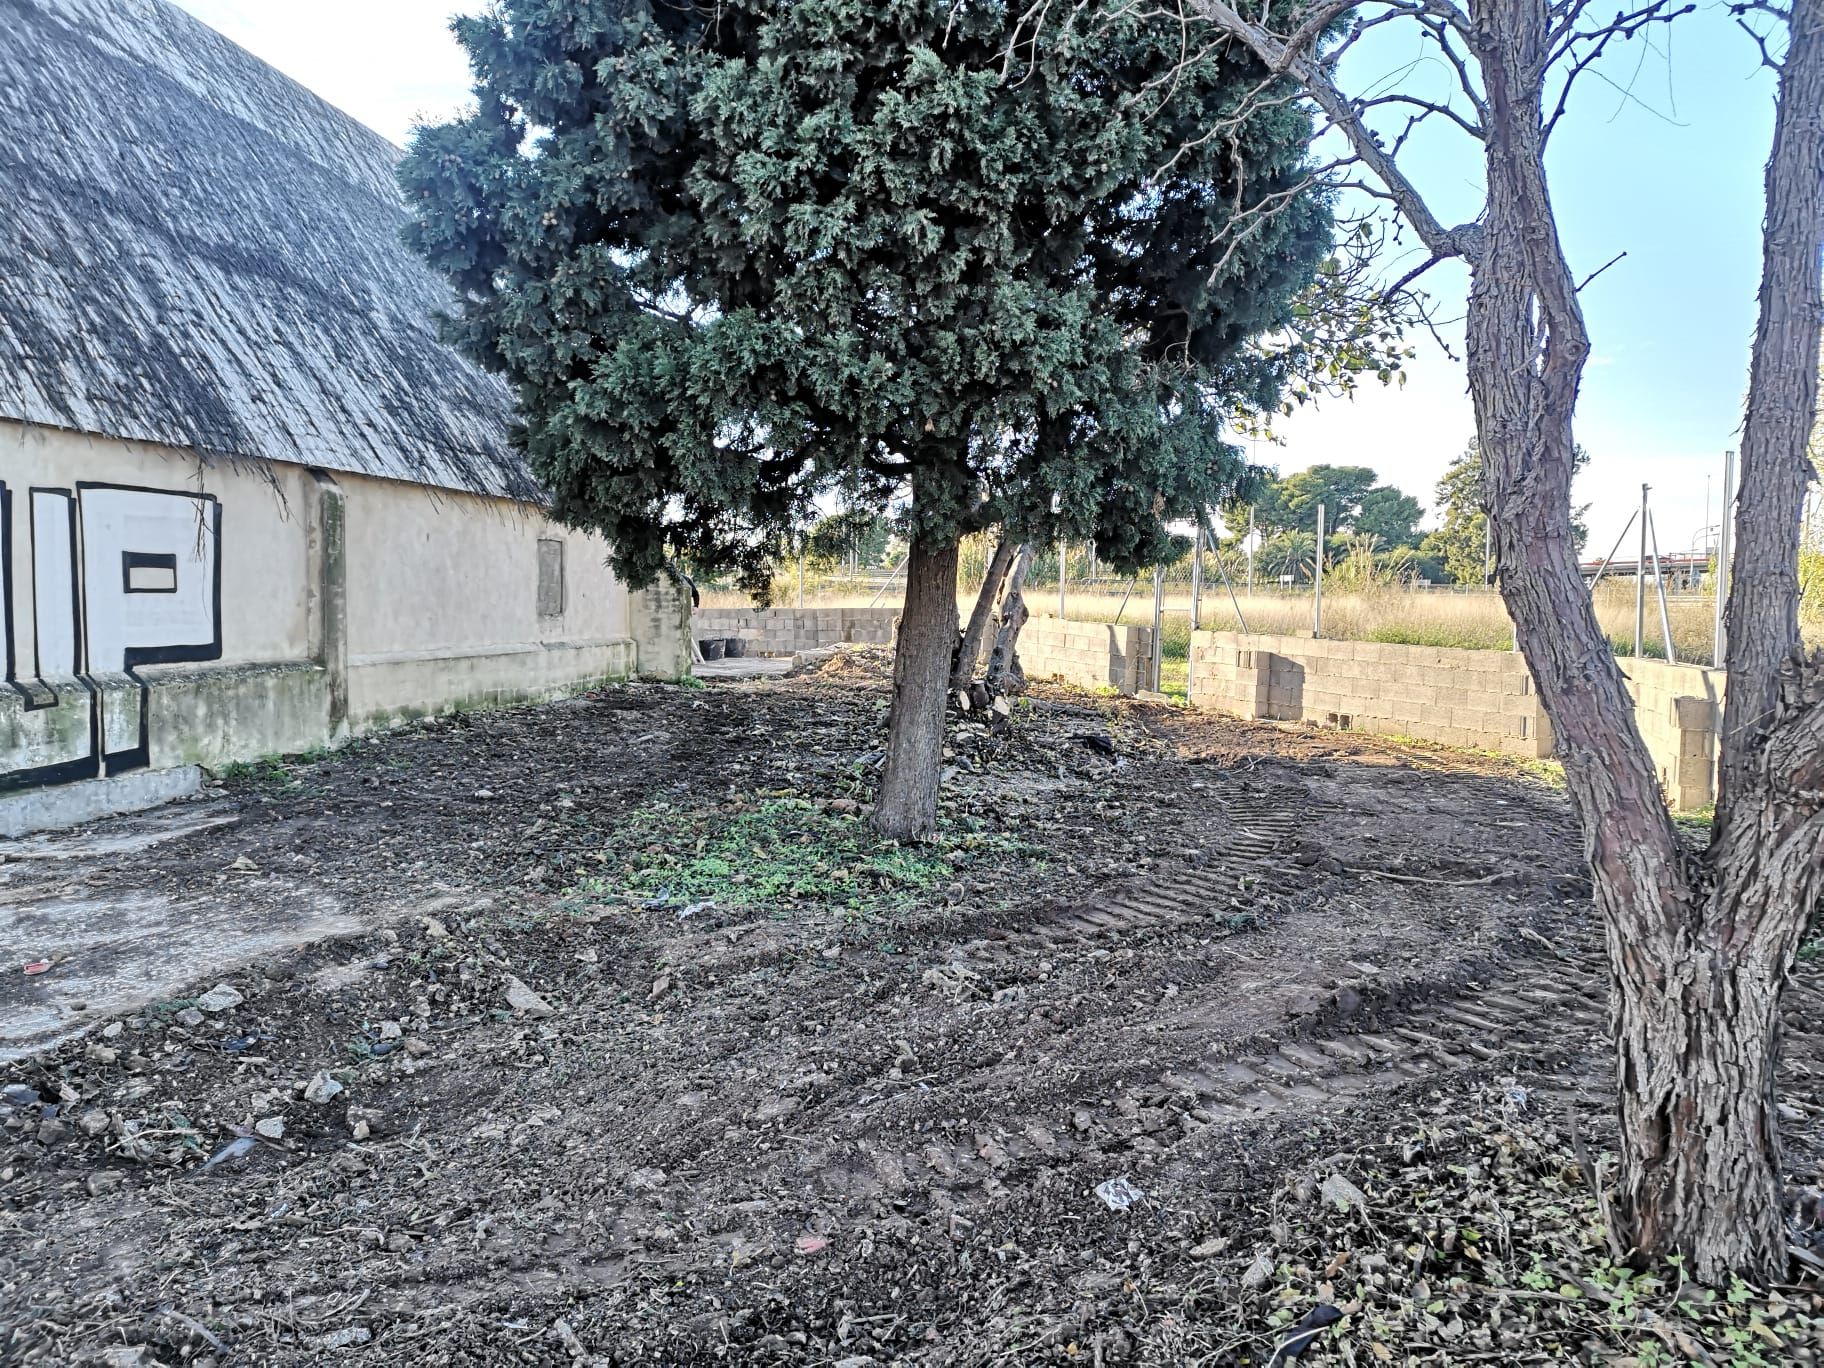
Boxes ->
[1020,615,1155,695]
[1190,631,1553,758]
[1621,658,1725,812]
[1189,631,1727,809]
[693,606,899,656]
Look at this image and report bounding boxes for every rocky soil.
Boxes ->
[1,649,1819,1365]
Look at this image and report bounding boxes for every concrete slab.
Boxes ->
[0,765,204,838]
[0,876,361,1063]
[696,657,795,681]
[0,798,239,862]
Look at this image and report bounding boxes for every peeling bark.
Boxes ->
[954,536,1017,692]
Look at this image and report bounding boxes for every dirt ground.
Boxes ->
[1,650,1820,1365]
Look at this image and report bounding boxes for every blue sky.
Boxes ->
[172,0,1781,556]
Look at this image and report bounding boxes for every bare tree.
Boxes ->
[1160,0,1824,1280]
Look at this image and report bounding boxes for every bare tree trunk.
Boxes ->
[1465,0,1824,1280]
[954,536,1016,691]
[984,543,1034,695]
[1188,0,1824,1285]
[872,532,962,842]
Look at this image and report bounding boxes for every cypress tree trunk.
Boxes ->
[873,532,962,842]
[953,536,1017,691]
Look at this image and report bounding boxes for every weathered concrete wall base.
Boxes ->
[694,606,900,657]
[348,640,637,729]
[0,765,202,839]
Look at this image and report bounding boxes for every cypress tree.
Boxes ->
[402,0,1333,839]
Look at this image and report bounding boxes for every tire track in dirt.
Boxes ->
[938,785,1310,960]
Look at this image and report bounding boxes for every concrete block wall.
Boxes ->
[1189,631,1727,809]
[692,606,900,656]
[1189,631,1554,758]
[1622,658,1725,811]
[1019,615,1155,694]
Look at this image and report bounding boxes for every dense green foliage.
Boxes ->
[401,0,1335,592]
[1419,444,1493,586]
[1421,440,1591,585]
[1231,463,1424,548]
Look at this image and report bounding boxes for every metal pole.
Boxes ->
[1587,508,1639,593]
[1246,505,1256,595]
[1648,510,1678,666]
[1190,521,1205,630]
[1312,502,1325,638]
[1113,574,1138,623]
[1150,564,1165,692]
[1212,530,1251,635]
[1714,449,1734,668]
[1057,539,1067,620]
[1634,483,1648,657]
[798,548,806,608]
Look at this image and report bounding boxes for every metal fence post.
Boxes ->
[1190,521,1204,631]
[1058,539,1067,620]
[1714,449,1735,668]
[1633,483,1648,657]
[1151,565,1165,692]
[1312,503,1325,638]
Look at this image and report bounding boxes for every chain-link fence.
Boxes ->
[693,521,1785,689]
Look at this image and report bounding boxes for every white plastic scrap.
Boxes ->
[1094,1175,1145,1211]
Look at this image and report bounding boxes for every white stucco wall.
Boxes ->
[336,470,633,725]
[2,421,656,832]
[2,419,313,671]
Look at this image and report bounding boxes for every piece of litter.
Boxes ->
[794,1234,830,1255]
[200,1136,256,1170]
[195,983,244,1013]
[22,960,51,976]
[678,899,716,920]
[1093,1175,1145,1211]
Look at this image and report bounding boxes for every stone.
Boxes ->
[303,1072,345,1105]
[36,1117,72,1146]
[1320,1173,1369,1212]
[86,1171,125,1196]
[78,1110,112,1138]
[1,1084,40,1109]
[1241,1250,1277,1291]
[173,1007,205,1029]
[503,975,556,1018]
[196,984,245,1013]
[401,1037,432,1058]
[255,1116,285,1140]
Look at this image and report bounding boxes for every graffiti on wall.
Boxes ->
[1,480,222,791]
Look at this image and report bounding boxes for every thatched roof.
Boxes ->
[0,0,542,502]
